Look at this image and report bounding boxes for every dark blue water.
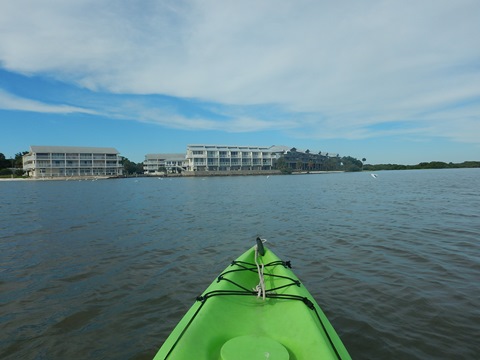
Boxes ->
[1,169,479,359]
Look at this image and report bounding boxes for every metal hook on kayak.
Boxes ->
[256,237,266,256]
[254,237,267,300]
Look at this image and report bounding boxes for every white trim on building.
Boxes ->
[143,153,187,174]
[23,145,123,178]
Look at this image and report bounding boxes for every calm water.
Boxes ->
[1,169,479,359]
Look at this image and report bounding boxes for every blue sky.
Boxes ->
[1,0,479,164]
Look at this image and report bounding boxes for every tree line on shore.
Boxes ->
[278,148,479,172]
[363,161,480,171]
[1,150,479,177]
[0,152,27,176]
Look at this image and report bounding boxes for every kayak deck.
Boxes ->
[154,243,351,360]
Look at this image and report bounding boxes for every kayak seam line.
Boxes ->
[163,300,206,359]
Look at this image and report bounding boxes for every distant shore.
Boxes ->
[0,178,28,181]
[0,176,111,181]
[0,170,348,181]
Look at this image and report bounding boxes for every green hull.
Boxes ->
[154,244,351,360]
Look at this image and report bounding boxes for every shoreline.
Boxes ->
[0,171,346,181]
[0,176,111,182]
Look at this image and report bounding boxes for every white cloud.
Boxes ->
[96,98,298,133]
[0,0,479,143]
[0,89,97,114]
[421,103,480,143]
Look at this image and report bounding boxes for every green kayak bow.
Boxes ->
[153,238,351,360]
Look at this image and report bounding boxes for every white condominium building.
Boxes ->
[23,145,123,178]
[186,144,287,171]
[144,153,187,174]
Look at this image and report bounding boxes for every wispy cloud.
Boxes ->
[0,0,479,144]
[91,96,299,133]
[0,88,97,114]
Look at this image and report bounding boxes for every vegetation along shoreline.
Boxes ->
[1,150,479,180]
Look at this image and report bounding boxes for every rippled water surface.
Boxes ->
[1,169,479,359]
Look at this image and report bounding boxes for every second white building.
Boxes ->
[185,144,288,172]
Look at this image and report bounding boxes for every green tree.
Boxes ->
[326,157,341,171]
[15,152,28,168]
[122,157,140,175]
[135,162,144,174]
[275,157,291,174]
[307,160,314,172]
[0,153,9,169]
[341,156,363,172]
[0,168,13,176]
